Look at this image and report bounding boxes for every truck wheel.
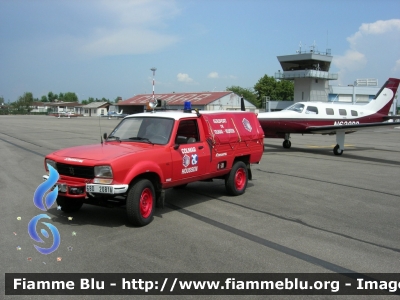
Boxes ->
[225,161,248,196]
[126,179,155,226]
[56,196,83,213]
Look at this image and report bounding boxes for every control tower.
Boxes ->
[275,45,338,102]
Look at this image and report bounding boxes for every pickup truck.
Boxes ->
[43,110,264,226]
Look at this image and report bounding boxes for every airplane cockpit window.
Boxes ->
[285,103,304,113]
[305,106,318,114]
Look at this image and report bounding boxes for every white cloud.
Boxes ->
[393,59,400,72]
[75,0,181,57]
[348,19,400,47]
[177,73,193,83]
[208,72,219,79]
[99,0,181,26]
[207,72,237,80]
[334,50,366,68]
[80,28,179,56]
[333,19,400,84]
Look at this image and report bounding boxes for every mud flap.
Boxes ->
[156,189,165,208]
[247,164,252,180]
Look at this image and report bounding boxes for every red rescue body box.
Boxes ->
[199,111,264,168]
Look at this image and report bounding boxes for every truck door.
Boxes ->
[171,119,208,182]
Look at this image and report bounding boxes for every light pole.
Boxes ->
[149,68,157,111]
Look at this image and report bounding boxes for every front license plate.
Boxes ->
[86,184,114,194]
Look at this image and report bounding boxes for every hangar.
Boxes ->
[116,92,257,114]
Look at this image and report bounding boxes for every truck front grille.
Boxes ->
[56,163,94,179]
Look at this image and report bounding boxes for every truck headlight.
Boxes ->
[45,159,57,171]
[93,166,113,184]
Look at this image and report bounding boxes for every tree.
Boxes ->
[48,92,58,102]
[40,95,48,102]
[254,75,294,106]
[226,86,259,107]
[15,92,34,111]
[62,92,78,102]
[277,80,295,101]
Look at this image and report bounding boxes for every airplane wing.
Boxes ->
[307,122,400,135]
[383,115,400,121]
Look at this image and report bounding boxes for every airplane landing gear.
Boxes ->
[333,144,343,155]
[283,133,291,149]
[334,132,345,156]
[283,140,291,149]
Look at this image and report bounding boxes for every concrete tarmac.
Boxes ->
[1,115,400,299]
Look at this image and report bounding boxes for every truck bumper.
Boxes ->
[43,175,129,197]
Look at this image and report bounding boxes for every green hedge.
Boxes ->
[0,110,49,115]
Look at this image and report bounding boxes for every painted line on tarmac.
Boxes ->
[185,187,400,254]
[258,169,400,199]
[167,202,385,284]
[0,137,44,157]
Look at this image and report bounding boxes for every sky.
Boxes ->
[1,0,399,103]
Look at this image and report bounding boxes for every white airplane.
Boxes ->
[257,77,400,155]
[105,109,128,119]
[57,111,76,118]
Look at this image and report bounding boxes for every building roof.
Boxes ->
[47,102,83,107]
[31,101,47,107]
[81,101,109,108]
[125,110,256,121]
[119,92,233,106]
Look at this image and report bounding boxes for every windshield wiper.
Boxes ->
[128,137,153,145]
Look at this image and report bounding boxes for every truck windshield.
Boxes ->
[107,117,174,145]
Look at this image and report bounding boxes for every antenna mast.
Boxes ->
[148,68,157,112]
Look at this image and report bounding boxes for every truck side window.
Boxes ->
[176,120,200,144]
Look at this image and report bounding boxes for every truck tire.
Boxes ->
[126,179,155,226]
[225,161,248,196]
[56,196,83,213]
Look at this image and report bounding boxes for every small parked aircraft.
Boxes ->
[57,111,76,118]
[105,109,128,119]
[256,77,400,155]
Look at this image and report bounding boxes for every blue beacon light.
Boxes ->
[183,101,192,113]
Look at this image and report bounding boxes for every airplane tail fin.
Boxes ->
[369,78,400,115]
[118,109,123,115]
